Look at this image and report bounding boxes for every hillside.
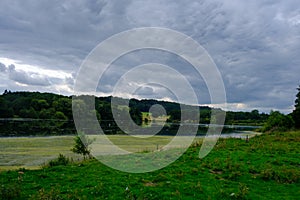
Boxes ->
[0,91,268,136]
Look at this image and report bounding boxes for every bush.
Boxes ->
[48,154,70,167]
[262,111,294,132]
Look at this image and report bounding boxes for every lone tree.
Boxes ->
[71,132,94,159]
[292,85,300,129]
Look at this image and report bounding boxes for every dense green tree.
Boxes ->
[39,108,55,119]
[169,110,181,122]
[54,111,68,120]
[250,109,260,120]
[11,97,31,116]
[262,111,294,132]
[31,99,49,111]
[292,86,300,129]
[200,109,211,124]
[53,98,72,119]
[129,107,142,125]
[19,107,38,118]
[73,99,100,134]
[0,97,14,118]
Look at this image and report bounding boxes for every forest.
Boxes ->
[0,90,269,136]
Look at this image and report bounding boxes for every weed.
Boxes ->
[235,183,249,199]
[153,173,168,183]
[140,149,152,153]
[227,171,242,180]
[193,181,203,193]
[260,167,299,183]
[30,188,63,200]
[0,183,21,200]
[124,186,138,200]
[48,154,71,167]
[192,140,202,147]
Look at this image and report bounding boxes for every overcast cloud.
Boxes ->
[0,0,299,113]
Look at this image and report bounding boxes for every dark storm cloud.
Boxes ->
[0,0,299,113]
[7,64,51,86]
[0,0,131,70]
[125,0,300,112]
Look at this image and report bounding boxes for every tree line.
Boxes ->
[0,90,272,136]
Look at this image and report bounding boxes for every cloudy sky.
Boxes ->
[0,0,299,113]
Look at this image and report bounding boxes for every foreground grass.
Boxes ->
[0,131,299,199]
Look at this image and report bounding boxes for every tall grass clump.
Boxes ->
[48,154,71,167]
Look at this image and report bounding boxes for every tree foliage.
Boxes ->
[292,86,300,129]
[71,132,94,159]
[262,111,294,132]
[0,91,271,136]
[0,97,13,118]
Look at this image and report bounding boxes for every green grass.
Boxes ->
[0,135,181,170]
[0,131,299,199]
[0,136,79,170]
[95,134,174,153]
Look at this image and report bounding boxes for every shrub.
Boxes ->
[48,154,70,167]
[71,132,94,159]
[262,111,294,132]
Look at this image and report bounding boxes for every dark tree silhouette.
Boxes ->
[292,86,300,128]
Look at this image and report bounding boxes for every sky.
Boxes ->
[0,0,299,113]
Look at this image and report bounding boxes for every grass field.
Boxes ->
[0,136,78,170]
[0,131,299,199]
[0,133,259,170]
[0,135,182,170]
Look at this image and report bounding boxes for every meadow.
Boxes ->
[0,132,259,170]
[0,136,78,171]
[0,135,178,170]
[0,131,299,199]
